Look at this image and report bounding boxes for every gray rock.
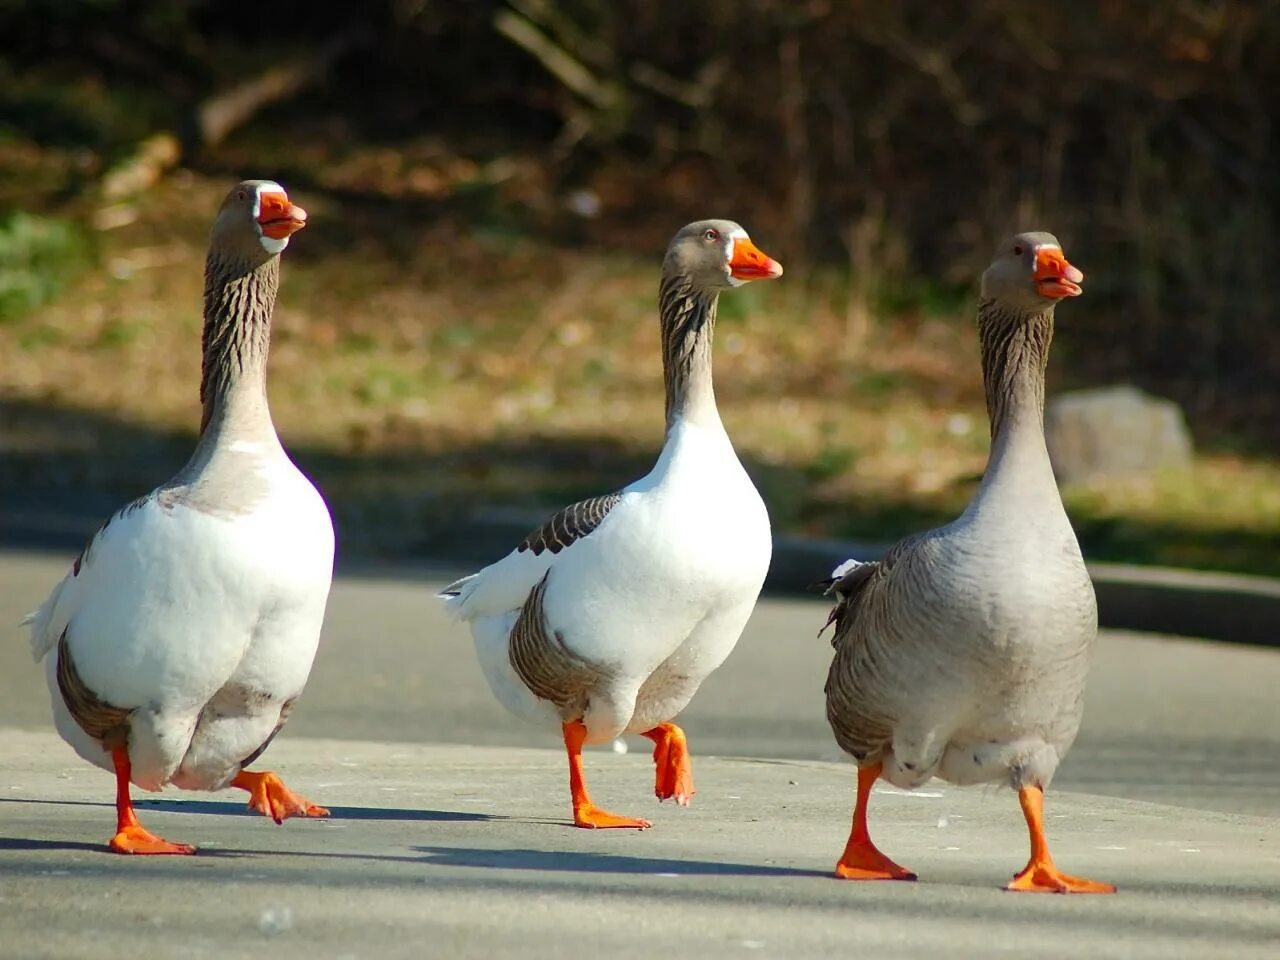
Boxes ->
[1045,385,1193,483]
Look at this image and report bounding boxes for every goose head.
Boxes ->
[665,219,783,291]
[209,180,308,265]
[980,231,1083,312]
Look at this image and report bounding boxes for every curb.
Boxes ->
[1086,562,1279,649]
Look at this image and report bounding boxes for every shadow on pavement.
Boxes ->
[0,796,495,822]
[414,844,829,878]
[0,836,259,857]
[0,836,105,853]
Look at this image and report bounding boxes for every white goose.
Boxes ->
[441,220,782,828]
[821,232,1114,892]
[25,180,334,855]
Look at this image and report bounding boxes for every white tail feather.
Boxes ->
[24,570,76,663]
[829,558,867,581]
[437,573,479,618]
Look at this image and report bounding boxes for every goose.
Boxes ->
[440,220,782,828]
[25,180,334,855]
[820,232,1115,893]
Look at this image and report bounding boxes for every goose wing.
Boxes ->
[822,534,927,761]
[24,492,156,663]
[438,492,625,619]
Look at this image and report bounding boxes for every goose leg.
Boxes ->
[834,762,916,880]
[108,746,196,855]
[231,769,329,824]
[563,720,652,829]
[1006,785,1115,893]
[641,722,695,805]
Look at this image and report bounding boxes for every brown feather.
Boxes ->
[56,630,132,750]
[509,572,613,720]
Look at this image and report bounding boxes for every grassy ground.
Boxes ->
[2,163,1278,575]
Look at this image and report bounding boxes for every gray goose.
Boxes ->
[821,232,1115,893]
[25,180,334,854]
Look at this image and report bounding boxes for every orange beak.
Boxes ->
[258,190,307,240]
[1034,246,1083,299]
[729,236,784,281]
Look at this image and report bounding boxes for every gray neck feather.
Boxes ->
[977,299,1054,440]
[199,254,278,439]
[973,299,1061,504]
[659,273,720,430]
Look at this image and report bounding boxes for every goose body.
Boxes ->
[825,460,1095,793]
[443,220,782,828]
[33,437,333,791]
[453,415,770,738]
[26,180,333,854]
[822,232,1114,893]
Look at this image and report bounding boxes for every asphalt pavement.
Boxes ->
[1,548,1277,959]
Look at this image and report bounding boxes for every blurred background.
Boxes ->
[0,0,1277,574]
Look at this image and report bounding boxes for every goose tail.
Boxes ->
[437,573,479,617]
[816,558,877,644]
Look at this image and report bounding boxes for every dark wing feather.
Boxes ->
[509,571,613,720]
[822,536,922,762]
[518,493,623,556]
[818,559,881,646]
[56,630,132,749]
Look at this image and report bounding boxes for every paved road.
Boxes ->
[1,548,1278,958]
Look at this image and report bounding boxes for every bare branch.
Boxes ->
[494,8,619,110]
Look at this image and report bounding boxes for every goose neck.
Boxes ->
[660,274,721,431]
[976,299,1057,491]
[199,253,279,441]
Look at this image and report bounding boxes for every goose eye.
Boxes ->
[237,190,248,201]
[1013,245,1024,256]
[704,228,720,242]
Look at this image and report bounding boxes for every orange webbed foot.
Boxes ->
[573,803,653,830]
[1007,861,1116,894]
[107,745,197,855]
[232,770,329,824]
[834,838,917,881]
[561,719,651,829]
[1007,785,1115,894]
[833,763,916,881]
[109,824,197,856]
[643,723,695,806]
